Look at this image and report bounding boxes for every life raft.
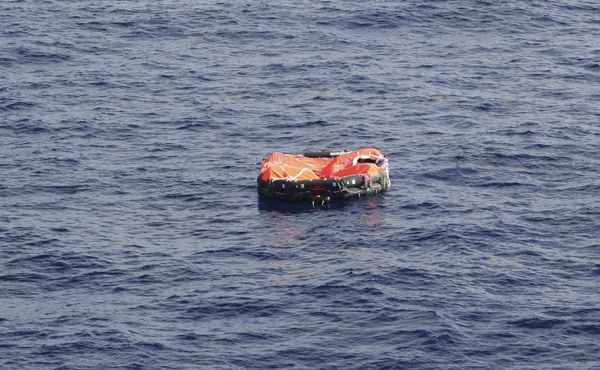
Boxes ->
[257,148,390,202]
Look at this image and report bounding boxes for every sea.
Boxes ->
[1,1,599,369]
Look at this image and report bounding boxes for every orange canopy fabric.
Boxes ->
[259,148,385,181]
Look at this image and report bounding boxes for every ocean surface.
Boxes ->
[1,0,599,368]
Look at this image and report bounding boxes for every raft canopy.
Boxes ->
[257,148,390,202]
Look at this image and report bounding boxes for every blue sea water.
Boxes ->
[1,0,600,368]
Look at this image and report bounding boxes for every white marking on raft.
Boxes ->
[289,167,309,181]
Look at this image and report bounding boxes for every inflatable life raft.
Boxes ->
[257,148,390,202]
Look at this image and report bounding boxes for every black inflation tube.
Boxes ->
[301,150,347,158]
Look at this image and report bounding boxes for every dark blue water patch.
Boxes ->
[560,3,600,12]
[473,101,508,113]
[5,251,109,273]
[192,244,284,262]
[473,180,534,188]
[420,167,481,184]
[26,184,91,195]
[343,9,409,29]
[499,128,537,136]
[565,325,600,335]
[214,29,294,41]
[0,57,16,66]
[161,192,204,202]
[173,120,226,131]
[0,272,52,283]
[74,20,109,32]
[509,317,567,329]
[13,47,72,64]
[178,298,284,321]
[0,101,37,112]
[57,268,128,289]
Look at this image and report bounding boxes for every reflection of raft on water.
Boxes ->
[257,148,390,203]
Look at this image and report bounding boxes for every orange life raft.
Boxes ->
[257,148,390,202]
